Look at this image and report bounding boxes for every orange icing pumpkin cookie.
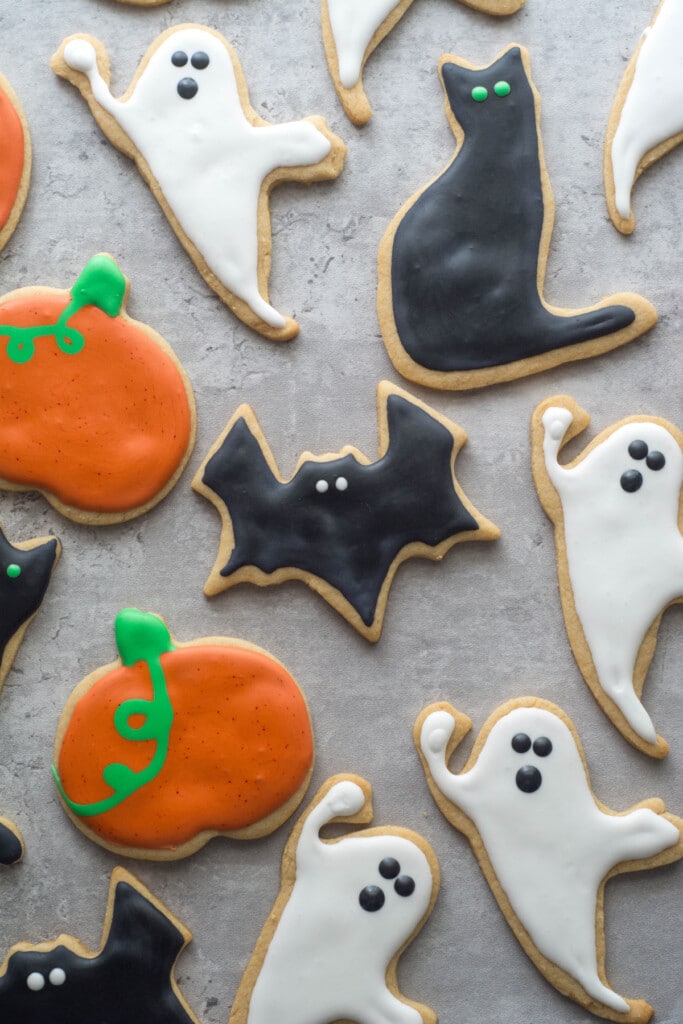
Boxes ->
[0,71,30,253]
[0,255,195,523]
[52,609,315,860]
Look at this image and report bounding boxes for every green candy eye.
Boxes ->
[494,80,511,97]
[6,564,21,579]
[471,86,488,102]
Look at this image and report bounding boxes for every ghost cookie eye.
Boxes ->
[171,50,188,67]
[511,732,531,753]
[190,51,209,69]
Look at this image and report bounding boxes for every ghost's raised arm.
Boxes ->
[60,38,125,124]
[258,120,332,173]
[540,405,577,495]
[600,805,680,872]
[295,779,366,872]
[419,709,472,811]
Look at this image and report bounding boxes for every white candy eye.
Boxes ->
[335,477,348,491]
[49,967,66,986]
[315,480,329,494]
[27,972,45,992]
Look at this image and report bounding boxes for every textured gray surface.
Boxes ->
[0,0,682,1021]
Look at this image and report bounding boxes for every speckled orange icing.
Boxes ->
[0,82,25,231]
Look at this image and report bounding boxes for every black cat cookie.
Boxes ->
[193,381,499,641]
[0,527,60,692]
[377,45,657,389]
[0,868,199,1023]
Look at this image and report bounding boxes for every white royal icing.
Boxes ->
[420,706,680,1013]
[327,0,401,89]
[246,779,434,1024]
[542,404,683,744]
[610,0,683,219]
[62,29,333,329]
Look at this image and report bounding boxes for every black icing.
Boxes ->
[628,439,648,460]
[647,451,665,471]
[394,875,415,897]
[389,47,636,373]
[0,879,196,1023]
[191,51,209,69]
[177,78,198,100]
[0,530,58,669]
[0,822,22,866]
[359,885,385,912]
[511,733,531,754]
[620,469,643,493]
[171,51,188,67]
[379,857,400,879]
[516,765,542,793]
[201,392,479,628]
[532,736,552,757]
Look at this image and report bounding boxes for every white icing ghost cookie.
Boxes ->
[229,775,439,1024]
[531,395,683,758]
[51,26,346,341]
[322,0,526,125]
[415,698,683,1023]
[605,0,683,234]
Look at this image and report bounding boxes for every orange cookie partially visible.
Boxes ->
[0,255,195,523]
[53,609,314,859]
[0,71,30,252]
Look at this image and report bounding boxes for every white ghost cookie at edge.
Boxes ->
[605,0,683,234]
[415,698,683,1024]
[321,0,527,126]
[51,26,346,341]
[229,774,439,1024]
[531,394,683,758]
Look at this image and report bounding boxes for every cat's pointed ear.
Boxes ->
[440,58,478,115]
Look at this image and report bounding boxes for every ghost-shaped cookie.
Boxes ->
[415,698,683,1023]
[51,26,346,341]
[230,775,438,1024]
[532,395,683,757]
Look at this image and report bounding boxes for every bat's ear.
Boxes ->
[385,391,454,461]
[202,414,278,502]
[104,875,186,970]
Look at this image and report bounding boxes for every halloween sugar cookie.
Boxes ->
[605,0,683,233]
[52,26,346,341]
[0,868,200,1023]
[0,527,60,693]
[193,381,499,641]
[378,45,657,389]
[0,71,30,253]
[229,775,438,1024]
[0,255,195,524]
[52,608,314,859]
[322,0,526,125]
[416,698,683,1023]
[0,818,23,866]
[532,395,683,758]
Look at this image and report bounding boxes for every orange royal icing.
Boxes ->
[0,82,25,231]
[57,645,314,849]
[0,294,192,512]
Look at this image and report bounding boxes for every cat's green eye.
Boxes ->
[494,81,511,97]
[471,86,488,102]
[6,564,21,579]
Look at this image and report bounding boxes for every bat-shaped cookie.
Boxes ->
[0,527,60,692]
[0,868,199,1023]
[193,381,499,640]
[416,697,683,1023]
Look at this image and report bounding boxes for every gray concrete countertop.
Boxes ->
[0,0,682,1022]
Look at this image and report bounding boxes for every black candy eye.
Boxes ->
[532,736,552,757]
[177,78,198,100]
[394,875,415,897]
[621,469,643,493]
[379,857,400,879]
[646,451,665,471]
[171,51,188,67]
[628,439,648,460]
[191,51,210,69]
[511,733,531,753]
[359,885,385,912]
[516,765,542,793]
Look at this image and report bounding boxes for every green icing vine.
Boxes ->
[52,609,175,818]
[1,254,126,364]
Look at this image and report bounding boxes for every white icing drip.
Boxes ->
[246,780,433,1024]
[420,706,679,1013]
[327,0,401,89]
[610,0,683,219]
[542,405,683,743]
[63,30,333,329]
